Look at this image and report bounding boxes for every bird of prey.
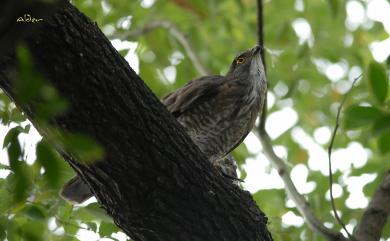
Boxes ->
[61,45,267,203]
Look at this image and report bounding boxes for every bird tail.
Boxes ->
[60,175,93,204]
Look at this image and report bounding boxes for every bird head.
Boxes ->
[226,45,264,78]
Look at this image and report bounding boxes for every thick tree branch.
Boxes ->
[110,19,211,76]
[0,2,273,241]
[354,170,390,241]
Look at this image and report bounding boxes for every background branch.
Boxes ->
[354,170,390,241]
[327,75,362,240]
[257,130,347,241]
[256,0,268,131]
[256,0,266,71]
[110,19,211,76]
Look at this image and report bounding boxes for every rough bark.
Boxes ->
[0,2,273,241]
[354,171,390,241]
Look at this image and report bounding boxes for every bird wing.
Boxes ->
[223,95,263,157]
[162,75,226,117]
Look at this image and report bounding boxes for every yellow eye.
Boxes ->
[236,57,245,64]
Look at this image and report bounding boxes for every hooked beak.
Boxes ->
[249,45,264,75]
[251,45,262,56]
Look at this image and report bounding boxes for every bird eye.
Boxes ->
[236,57,245,64]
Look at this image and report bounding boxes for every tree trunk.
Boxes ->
[0,2,273,241]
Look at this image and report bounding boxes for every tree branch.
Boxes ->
[354,170,390,241]
[257,130,347,241]
[256,0,268,132]
[256,0,266,71]
[327,75,362,241]
[110,19,211,76]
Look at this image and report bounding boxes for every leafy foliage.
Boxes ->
[0,0,389,240]
[0,46,108,240]
[368,62,388,105]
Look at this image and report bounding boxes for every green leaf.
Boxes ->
[297,43,310,59]
[5,216,47,241]
[24,124,31,133]
[61,133,105,164]
[3,126,23,149]
[3,126,32,202]
[0,189,12,214]
[57,202,74,221]
[0,216,6,240]
[19,219,46,241]
[382,220,390,239]
[327,0,339,16]
[22,205,47,220]
[349,162,383,176]
[0,163,10,170]
[15,44,45,105]
[6,166,32,203]
[252,189,286,217]
[35,95,68,120]
[2,125,30,150]
[99,221,119,237]
[118,49,130,57]
[232,142,249,166]
[73,202,113,223]
[82,203,112,222]
[343,105,382,129]
[6,218,22,241]
[15,44,67,121]
[363,173,382,197]
[368,62,389,104]
[378,130,390,155]
[85,222,97,232]
[372,115,390,136]
[36,141,63,188]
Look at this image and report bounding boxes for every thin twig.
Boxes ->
[110,20,211,76]
[328,74,362,241]
[256,0,266,71]
[256,0,268,131]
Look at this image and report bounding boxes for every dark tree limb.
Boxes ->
[0,1,273,241]
[354,170,390,241]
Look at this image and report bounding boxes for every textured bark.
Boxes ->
[0,2,273,241]
[354,171,390,241]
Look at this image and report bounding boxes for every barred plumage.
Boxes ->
[162,45,267,178]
